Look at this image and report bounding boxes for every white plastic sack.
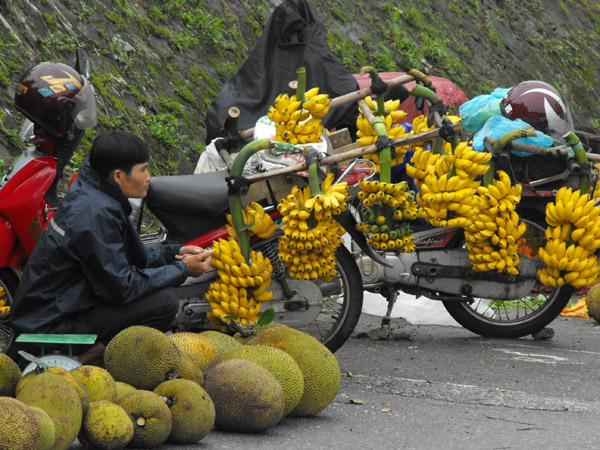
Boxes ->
[194,139,228,174]
[195,137,285,176]
[253,115,328,171]
[362,291,460,327]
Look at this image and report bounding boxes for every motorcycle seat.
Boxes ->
[146,170,230,217]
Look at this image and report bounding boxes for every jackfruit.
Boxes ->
[17,366,91,415]
[200,330,243,352]
[177,351,205,385]
[153,378,215,444]
[28,406,55,450]
[170,332,220,370]
[209,345,304,416]
[16,372,82,450]
[203,358,284,433]
[104,325,182,390]
[115,381,137,403]
[0,353,21,397]
[118,389,172,448]
[70,364,117,402]
[78,400,134,450]
[586,283,600,323]
[0,397,41,450]
[246,323,341,416]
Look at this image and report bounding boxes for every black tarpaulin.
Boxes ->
[204,0,359,143]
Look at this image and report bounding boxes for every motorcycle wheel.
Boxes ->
[442,214,573,338]
[0,269,19,354]
[299,245,364,353]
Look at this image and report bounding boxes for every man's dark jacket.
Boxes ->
[11,159,189,334]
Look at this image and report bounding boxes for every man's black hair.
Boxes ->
[89,130,149,179]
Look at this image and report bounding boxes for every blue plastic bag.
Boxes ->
[459,88,509,133]
[472,115,553,156]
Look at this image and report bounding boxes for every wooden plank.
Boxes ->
[327,128,353,150]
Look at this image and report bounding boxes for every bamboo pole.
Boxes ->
[485,137,600,163]
[238,74,416,140]
[245,121,462,181]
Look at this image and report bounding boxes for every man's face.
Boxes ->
[116,162,151,198]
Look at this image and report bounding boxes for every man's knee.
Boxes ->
[155,287,179,317]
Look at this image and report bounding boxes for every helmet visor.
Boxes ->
[546,99,574,140]
[70,77,97,130]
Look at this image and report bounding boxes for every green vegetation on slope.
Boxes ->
[0,0,597,182]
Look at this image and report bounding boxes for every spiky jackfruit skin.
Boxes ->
[104,326,182,390]
[199,330,242,352]
[177,352,205,385]
[29,406,55,450]
[586,283,600,323]
[153,378,215,444]
[118,389,172,449]
[0,353,21,397]
[78,400,134,450]
[0,397,41,450]
[169,332,220,371]
[208,345,304,416]
[203,358,284,433]
[115,381,137,403]
[246,323,341,416]
[70,365,117,403]
[16,372,82,450]
[18,366,91,415]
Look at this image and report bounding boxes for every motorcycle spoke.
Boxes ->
[0,321,13,350]
[468,291,549,324]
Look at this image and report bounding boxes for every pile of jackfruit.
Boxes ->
[0,323,341,449]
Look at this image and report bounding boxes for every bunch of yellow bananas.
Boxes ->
[355,96,407,145]
[411,114,433,134]
[304,173,349,218]
[452,141,492,178]
[206,238,273,330]
[0,296,8,319]
[226,201,278,240]
[355,179,417,252]
[396,114,458,183]
[538,187,600,287]
[405,146,445,189]
[465,171,526,274]
[355,97,410,171]
[267,87,330,145]
[411,142,492,228]
[277,174,348,281]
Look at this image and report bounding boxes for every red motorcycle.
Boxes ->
[141,167,364,353]
[0,50,366,355]
[0,49,97,353]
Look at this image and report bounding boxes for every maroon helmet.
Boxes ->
[500,80,573,140]
[14,61,97,137]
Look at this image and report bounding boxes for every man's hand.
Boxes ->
[176,247,214,277]
[179,245,206,257]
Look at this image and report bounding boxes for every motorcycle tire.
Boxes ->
[0,269,19,354]
[442,213,574,338]
[300,245,364,353]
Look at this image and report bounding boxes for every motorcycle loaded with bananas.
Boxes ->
[142,66,600,350]
[347,69,600,338]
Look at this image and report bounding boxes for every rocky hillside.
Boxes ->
[0,0,598,176]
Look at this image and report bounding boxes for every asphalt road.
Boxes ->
[69,313,600,450]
